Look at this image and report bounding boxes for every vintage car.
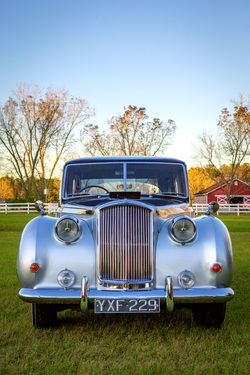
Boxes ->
[17,157,234,328]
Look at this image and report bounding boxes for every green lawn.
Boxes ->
[0,214,249,375]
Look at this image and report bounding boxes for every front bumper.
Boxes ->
[19,276,234,312]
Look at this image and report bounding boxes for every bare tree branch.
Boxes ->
[0,83,94,200]
[194,96,250,202]
[81,105,176,157]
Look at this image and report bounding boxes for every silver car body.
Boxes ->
[17,157,234,327]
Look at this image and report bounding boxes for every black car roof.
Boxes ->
[64,156,186,166]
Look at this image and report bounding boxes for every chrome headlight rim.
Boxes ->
[177,270,196,289]
[170,215,196,244]
[57,268,75,289]
[55,215,81,244]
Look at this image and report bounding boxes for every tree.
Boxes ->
[47,178,61,202]
[187,167,214,203]
[0,83,94,200]
[237,163,250,183]
[0,176,26,201]
[194,97,250,202]
[81,105,176,156]
[0,176,15,201]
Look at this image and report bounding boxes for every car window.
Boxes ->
[63,162,187,197]
[126,163,187,195]
[64,163,124,196]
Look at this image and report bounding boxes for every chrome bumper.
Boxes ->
[19,276,234,311]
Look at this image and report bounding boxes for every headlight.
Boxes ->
[55,215,81,244]
[171,216,196,244]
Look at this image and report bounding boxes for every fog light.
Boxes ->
[57,269,75,289]
[212,263,222,273]
[177,270,195,289]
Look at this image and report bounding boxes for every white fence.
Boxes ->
[0,202,250,215]
[192,203,250,215]
[0,202,59,214]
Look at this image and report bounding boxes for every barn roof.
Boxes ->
[194,178,250,196]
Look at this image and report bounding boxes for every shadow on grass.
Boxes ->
[57,308,194,333]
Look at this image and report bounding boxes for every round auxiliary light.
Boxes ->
[177,270,195,289]
[57,269,75,289]
[55,215,81,244]
[171,216,196,244]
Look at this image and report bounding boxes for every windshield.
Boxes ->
[63,162,187,198]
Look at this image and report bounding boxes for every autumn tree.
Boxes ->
[194,97,250,202]
[0,176,26,201]
[0,176,15,201]
[0,83,94,200]
[47,178,61,202]
[81,105,176,156]
[237,162,250,183]
[188,167,214,203]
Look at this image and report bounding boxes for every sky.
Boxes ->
[0,0,250,168]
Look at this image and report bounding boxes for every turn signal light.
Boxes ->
[212,263,222,273]
[30,262,40,272]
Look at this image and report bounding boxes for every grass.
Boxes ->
[0,213,249,375]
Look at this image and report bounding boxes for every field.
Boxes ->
[0,214,249,375]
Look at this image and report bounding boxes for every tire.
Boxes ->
[192,303,226,328]
[32,303,58,328]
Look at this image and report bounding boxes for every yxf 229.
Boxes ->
[94,298,160,313]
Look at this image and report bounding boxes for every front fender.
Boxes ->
[17,215,96,289]
[17,216,42,287]
[156,215,233,289]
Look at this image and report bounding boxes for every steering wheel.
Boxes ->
[79,185,109,193]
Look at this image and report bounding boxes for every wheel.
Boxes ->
[32,303,58,328]
[192,303,226,328]
[79,185,109,193]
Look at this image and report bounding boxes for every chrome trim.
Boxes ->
[206,201,220,215]
[19,287,234,305]
[165,276,174,312]
[97,203,154,283]
[62,161,189,200]
[98,277,154,290]
[123,162,127,191]
[96,198,157,212]
[57,269,75,289]
[170,215,196,244]
[80,276,89,312]
[35,200,46,216]
[173,288,235,303]
[55,215,81,244]
[19,288,82,304]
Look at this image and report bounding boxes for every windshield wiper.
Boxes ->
[161,192,186,197]
[65,192,109,199]
[141,192,186,199]
[67,193,90,197]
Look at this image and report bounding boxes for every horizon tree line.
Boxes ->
[0,83,249,202]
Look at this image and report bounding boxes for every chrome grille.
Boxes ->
[98,205,153,281]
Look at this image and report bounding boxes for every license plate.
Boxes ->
[94,298,160,313]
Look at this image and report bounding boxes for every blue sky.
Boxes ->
[1,0,249,167]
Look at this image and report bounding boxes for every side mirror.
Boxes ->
[35,200,46,216]
[206,201,219,216]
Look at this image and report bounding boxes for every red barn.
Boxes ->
[194,179,250,204]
